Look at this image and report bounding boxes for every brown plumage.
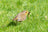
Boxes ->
[13,11,30,21]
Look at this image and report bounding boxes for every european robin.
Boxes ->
[13,11,30,22]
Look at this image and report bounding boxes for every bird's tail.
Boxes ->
[12,17,17,21]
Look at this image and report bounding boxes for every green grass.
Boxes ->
[0,0,48,32]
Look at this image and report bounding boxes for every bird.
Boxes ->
[13,11,30,22]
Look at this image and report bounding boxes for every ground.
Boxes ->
[0,0,48,32]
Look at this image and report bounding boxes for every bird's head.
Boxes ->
[22,11,30,16]
[22,11,29,15]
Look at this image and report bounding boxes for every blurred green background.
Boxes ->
[0,0,48,32]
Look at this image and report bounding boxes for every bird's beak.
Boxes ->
[28,12,30,17]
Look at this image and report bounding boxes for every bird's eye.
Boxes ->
[25,12,27,13]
